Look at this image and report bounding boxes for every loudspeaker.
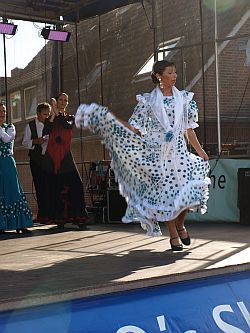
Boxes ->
[238,168,250,225]
[107,188,127,222]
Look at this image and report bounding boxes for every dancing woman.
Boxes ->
[75,61,210,250]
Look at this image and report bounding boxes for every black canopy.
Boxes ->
[65,0,142,21]
[0,0,142,24]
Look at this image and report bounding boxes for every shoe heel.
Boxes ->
[177,227,191,246]
[170,237,183,251]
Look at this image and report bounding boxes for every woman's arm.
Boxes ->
[59,114,75,129]
[116,117,139,134]
[109,111,140,135]
[186,128,209,161]
[49,98,58,122]
[0,125,16,143]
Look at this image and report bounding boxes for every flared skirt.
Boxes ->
[76,104,210,236]
[0,156,33,230]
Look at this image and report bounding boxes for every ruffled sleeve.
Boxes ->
[128,94,150,134]
[59,114,75,129]
[0,124,16,143]
[183,91,199,130]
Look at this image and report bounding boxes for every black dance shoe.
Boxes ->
[170,237,183,251]
[177,227,191,246]
[16,228,32,234]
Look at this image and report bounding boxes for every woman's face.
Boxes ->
[57,94,68,111]
[0,105,6,125]
[158,65,177,88]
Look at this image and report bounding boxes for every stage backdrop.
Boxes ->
[187,158,250,222]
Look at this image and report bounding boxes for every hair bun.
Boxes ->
[151,72,159,84]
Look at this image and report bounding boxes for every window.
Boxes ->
[133,37,183,82]
[24,86,37,119]
[10,91,21,122]
[80,60,108,91]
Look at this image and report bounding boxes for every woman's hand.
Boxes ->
[186,129,209,161]
[49,98,59,122]
[197,148,209,161]
[50,98,59,116]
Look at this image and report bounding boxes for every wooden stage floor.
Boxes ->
[0,221,249,311]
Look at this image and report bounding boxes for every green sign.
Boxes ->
[187,159,250,222]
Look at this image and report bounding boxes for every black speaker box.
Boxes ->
[107,188,127,222]
[237,168,250,225]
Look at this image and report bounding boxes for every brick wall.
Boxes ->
[2,0,250,214]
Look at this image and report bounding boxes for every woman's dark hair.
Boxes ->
[151,60,175,84]
[55,92,68,101]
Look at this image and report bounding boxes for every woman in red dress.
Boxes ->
[41,93,88,228]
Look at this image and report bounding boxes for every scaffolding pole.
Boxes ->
[214,0,221,154]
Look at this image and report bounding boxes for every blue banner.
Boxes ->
[0,271,250,333]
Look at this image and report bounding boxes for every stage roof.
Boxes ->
[0,0,142,24]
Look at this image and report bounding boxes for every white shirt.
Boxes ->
[22,118,48,155]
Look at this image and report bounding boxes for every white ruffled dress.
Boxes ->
[75,89,210,236]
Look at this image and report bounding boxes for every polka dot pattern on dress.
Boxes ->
[77,91,210,236]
